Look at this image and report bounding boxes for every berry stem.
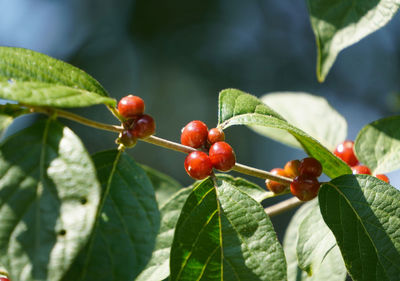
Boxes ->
[30,106,293,184]
[264,197,303,217]
[106,105,126,122]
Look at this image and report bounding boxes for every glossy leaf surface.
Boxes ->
[0,119,101,281]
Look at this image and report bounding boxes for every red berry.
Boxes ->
[265,168,289,194]
[0,277,10,281]
[334,140,359,166]
[117,130,137,148]
[351,165,371,175]
[284,159,301,178]
[118,95,145,118]
[208,128,225,144]
[209,141,236,171]
[184,151,213,180]
[181,120,209,148]
[290,175,320,201]
[299,157,322,177]
[130,114,155,139]
[376,174,390,183]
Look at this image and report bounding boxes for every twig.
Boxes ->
[264,197,303,217]
[31,106,293,184]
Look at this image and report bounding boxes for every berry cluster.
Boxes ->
[181,121,235,179]
[266,157,322,201]
[116,95,156,148]
[334,140,389,183]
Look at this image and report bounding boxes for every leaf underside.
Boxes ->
[306,0,400,82]
[257,92,347,151]
[218,89,351,179]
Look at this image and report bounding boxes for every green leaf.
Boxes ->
[218,88,284,123]
[283,202,315,281]
[218,89,351,179]
[254,92,347,151]
[0,103,30,136]
[296,200,346,280]
[319,174,400,281]
[137,187,193,281]
[141,164,183,206]
[0,47,109,97]
[170,178,286,281]
[306,0,400,82]
[62,150,160,281]
[355,116,400,174]
[0,81,116,108]
[0,119,101,281]
[216,174,273,202]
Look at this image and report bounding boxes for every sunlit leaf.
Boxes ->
[306,0,400,81]
[0,119,101,281]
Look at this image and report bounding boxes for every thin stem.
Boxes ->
[264,197,303,217]
[233,163,292,184]
[30,106,123,133]
[30,106,293,184]
[142,135,195,154]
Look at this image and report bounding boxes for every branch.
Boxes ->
[31,106,293,184]
[264,197,303,217]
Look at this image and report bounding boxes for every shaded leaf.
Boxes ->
[0,47,109,97]
[141,164,183,206]
[296,200,346,280]
[218,89,351,179]
[306,0,400,82]
[0,103,30,136]
[283,202,315,281]
[0,81,115,108]
[355,116,400,174]
[0,119,101,281]
[137,187,193,281]
[62,150,160,281]
[319,175,400,281]
[216,173,273,202]
[170,178,286,281]
[255,92,347,151]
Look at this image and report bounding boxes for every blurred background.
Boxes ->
[1,0,399,240]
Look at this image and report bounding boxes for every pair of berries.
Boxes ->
[181,121,235,179]
[116,95,156,148]
[334,140,389,183]
[266,157,322,201]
